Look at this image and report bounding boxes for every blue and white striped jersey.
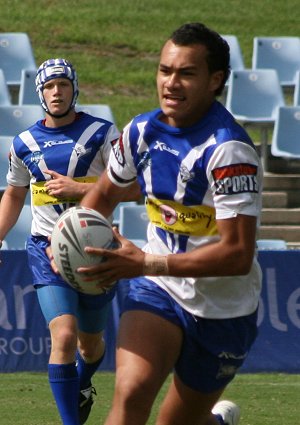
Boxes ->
[108,101,263,318]
[7,112,119,236]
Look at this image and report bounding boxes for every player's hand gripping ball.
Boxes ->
[51,206,117,295]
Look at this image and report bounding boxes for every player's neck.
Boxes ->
[44,109,76,128]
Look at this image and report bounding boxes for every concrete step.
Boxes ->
[261,208,300,224]
[258,225,300,242]
[262,191,288,208]
[263,172,300,190]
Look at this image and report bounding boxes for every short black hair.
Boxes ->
[170,22,230,96]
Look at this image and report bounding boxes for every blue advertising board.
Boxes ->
[0,250,299,372]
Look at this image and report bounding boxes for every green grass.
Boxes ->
[0,0,299,129]
[0,372,299,424]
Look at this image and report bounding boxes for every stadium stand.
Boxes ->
[252,36,300,90]
[225,68,285,170]
[0,69,11,106]
[75,104,116,123]
[0,105,44,136]
[271,106,300,159]
[0,32,36,101]
[2,204,32,249]
[293,70,300,106]
[118,204,148,246]
[18,69,40,105]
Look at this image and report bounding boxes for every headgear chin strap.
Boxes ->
[35,58,79,117]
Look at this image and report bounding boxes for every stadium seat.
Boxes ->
[271,106,300,159]
[18,69,39,105]
[0,136,14,191]
[76,104,115,123]
[112,201,138,226]
[0,33,36,91]
[293,70,300,106]
[0,69,11,106]
[225,69,285,169]
[118,204,148,243]
[222,35,245,73]
[3,204,32,249]
[252,36,300,89]
[256,239,288,250]
[0,105,44,136]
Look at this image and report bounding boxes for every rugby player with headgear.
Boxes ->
[0,58,139,424]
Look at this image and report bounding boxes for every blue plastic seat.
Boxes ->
[222,35,245,72]
[293,70,300,106]
[0,69,11,106]
[0,105,44,136]
[0,33,36,88]
[76,104,115,123]
[225,69,285,169]
[252,36,300,89]
[271,106,300,159]
[118,204,148,244]
[18,69,39,105]
[112,201,138,226]
[256,239,288,250]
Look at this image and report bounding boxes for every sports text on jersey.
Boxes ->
[212,163,258,195]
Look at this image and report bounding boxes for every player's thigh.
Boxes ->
[116,310,183,391]
[157,373,225,425]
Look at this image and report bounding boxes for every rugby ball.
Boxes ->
[51,206,117,295]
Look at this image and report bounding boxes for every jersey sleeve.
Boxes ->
[6,138,31,187]
[207,140,263,219]
[100,123,120,167]
[107,121,138,187]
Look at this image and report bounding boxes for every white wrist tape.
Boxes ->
[143,253,169,276]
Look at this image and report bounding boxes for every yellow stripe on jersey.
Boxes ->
[146,197,218,236]
[31,176,98,206]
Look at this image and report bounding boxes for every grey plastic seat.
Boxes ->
[222,34,245,71]
[0,33,36,88]
[293,70,300,106]
[0,69,11,106]
[0,105,44,136]
[118,204,148,244]
[76,104,115,123]
[225,69,285,169]
[18,69,39,105]
[256,239,288,250]
[271,106,300,159]
[252,36,300,89]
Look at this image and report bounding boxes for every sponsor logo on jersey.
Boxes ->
[31,151,44,164]
[43,139,74,148]
[31,176,98,206]
[180,164,195,183]
[146,198,217,237]
[112,135,125,167]
[137,151,151,171]
[153,141,179,156]
[73,145,92,158]
[212,163,258,195]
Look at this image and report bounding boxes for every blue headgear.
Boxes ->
[35,58,79,114]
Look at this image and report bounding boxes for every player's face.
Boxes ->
[43,78,73,116]
[157,40,223,127]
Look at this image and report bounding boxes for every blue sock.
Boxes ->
[214,414,225,425]
[76,350,104,390]
[48,362,80,425]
